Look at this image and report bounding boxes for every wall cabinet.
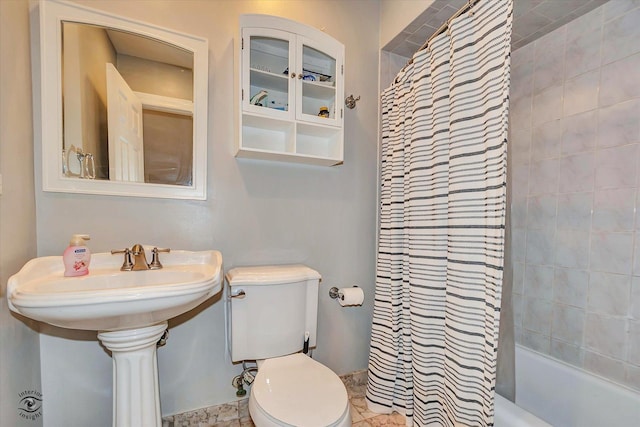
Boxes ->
[237,15,344,166]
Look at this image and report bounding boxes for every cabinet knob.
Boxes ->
[290,72,296,78]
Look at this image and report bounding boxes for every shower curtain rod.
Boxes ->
[404,0,479,68]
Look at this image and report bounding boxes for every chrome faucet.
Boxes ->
[111,245,171,271]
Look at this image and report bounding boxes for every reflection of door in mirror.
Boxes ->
[61,22,194,185]
[106,63,144,182]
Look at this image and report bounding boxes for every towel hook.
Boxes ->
[345,94,360,109]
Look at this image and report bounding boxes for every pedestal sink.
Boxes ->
[7,248,223,427]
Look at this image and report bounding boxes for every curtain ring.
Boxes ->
[468,0,475,16]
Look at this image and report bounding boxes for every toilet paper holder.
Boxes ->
[329,286,358,300]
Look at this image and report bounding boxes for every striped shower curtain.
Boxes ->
[366,1,512,426]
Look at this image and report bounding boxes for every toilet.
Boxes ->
[226,264,351,427]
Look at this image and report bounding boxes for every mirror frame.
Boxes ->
[34,0,209,200]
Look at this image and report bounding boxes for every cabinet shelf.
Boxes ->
[302,80,335,99]
[239,113,343,166]
[297,122,342,161]
[301,80,338,120]
[249,68,288,93]
[236,146,341,166]
[241,113,294,153]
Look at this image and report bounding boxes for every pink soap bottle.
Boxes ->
[63,234,91,277]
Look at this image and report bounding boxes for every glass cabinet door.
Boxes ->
[242,28,295,119]
[295,36,342,127]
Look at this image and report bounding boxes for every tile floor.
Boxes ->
[163,369,406,426]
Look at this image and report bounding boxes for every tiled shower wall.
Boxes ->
[510,0,640,391]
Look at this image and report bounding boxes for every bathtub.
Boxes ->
[495,393,550,426]
[496,344,640,427]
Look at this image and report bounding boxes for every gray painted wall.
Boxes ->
[30,0,380,424]
[0,1,40,426]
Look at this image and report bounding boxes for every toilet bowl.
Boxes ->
[248,353,351,427]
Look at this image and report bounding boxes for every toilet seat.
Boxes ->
[249,353,351,427]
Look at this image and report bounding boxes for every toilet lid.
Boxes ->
[252,353,349,427]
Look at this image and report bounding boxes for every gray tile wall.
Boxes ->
[510,0,640,391]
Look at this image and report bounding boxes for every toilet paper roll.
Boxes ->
[338,287,364,307]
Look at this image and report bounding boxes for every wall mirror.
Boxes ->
[34,0,208,199]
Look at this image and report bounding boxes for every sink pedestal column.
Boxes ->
[98,322,168,427]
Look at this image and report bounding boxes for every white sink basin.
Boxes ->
[7,248,223,331]
[8,248,223,426]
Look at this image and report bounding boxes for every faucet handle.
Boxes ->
[149,247,170,270]
[111,248,134,271]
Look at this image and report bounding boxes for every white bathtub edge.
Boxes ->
[514,344,640,427]
[495,393,551,427]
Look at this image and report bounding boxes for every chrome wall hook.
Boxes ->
[345,94,360,109]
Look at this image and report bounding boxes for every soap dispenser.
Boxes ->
[63,234,91,277]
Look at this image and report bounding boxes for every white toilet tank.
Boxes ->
[226,264,321,362]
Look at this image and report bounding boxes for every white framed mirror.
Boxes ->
[33,0,208,200]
